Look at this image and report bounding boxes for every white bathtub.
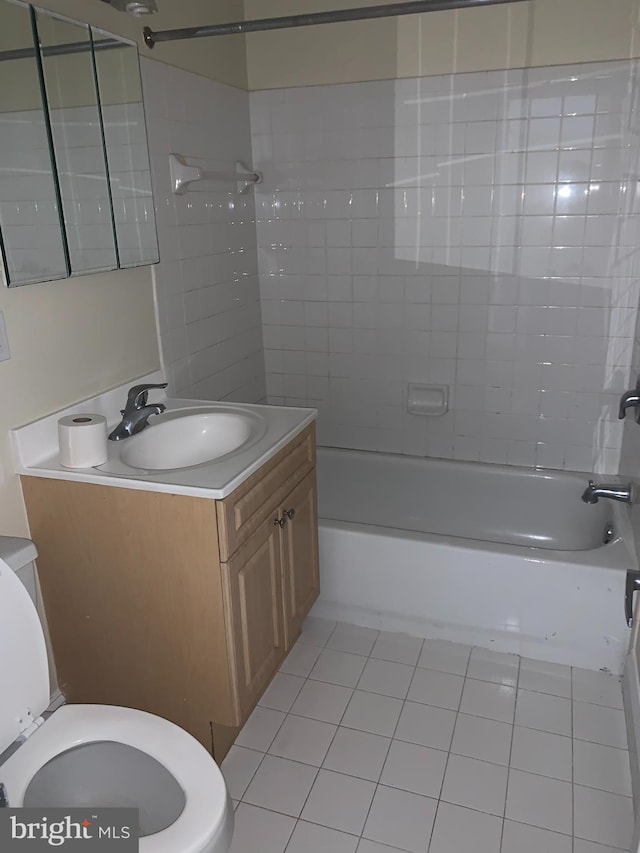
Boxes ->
[312,447,637,674]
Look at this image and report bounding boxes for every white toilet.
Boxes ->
[0,541,234,853]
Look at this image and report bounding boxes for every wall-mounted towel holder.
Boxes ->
[169,153,262,195]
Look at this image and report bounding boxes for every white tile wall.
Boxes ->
[251,60,640,473]
[616,69,640,486]
[141,58,266,403]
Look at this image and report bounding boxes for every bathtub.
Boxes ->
[312,447,636,674]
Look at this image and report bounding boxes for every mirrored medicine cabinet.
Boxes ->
[0,0,159,286]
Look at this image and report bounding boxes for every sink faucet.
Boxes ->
[108,382,167,441]
[581,479,635,504]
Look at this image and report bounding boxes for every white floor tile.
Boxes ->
[301,769,376,835]
[407,667,463,711]
[509,726,572,782]
[573,785,634,850]
[450,712,513,766]
[572,668,624,710]
[505,768,572,835]
[235,707,286,752]
[514,689,571,736]
[227,622,636,853]
[299,616,336,647]
[309,648,368,687]
[459,678,516,723]
[501,819,572,853]
[371,631,424,665]
[518,658,572,698]
[356,658,414,698]
[259,672,306,712]
[467,647,520,687]
[285,821,359,853]
[279,642,323,677]
[441,753,508,816]
[395,700,457,750]
[429,801,503,853]
[341,690,403,737]
[573,740,632,796]
[573,701,628,749]
[323,727,391,781]
[268,714,337,766]
[326,622,379,656]
[229,803,295,853]
[290,679,353,724]
[362,784,437,853]
[380,739,448,798]
[243,754,318,817]
[221,745,264,800]
[418,638,471,676]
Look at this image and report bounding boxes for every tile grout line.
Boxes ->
[281,620,376,849]
[276,621,338,848]
[353,637,424,850]
[499,652,521,853]
[423,642,474,853]
[235,625,331,827]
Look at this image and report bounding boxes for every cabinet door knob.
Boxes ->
[273,515,286,528]
[284,508,296,520]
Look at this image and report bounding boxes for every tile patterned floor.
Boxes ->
[222,618,634,853]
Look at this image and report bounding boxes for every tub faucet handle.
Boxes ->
[619,376,640,420]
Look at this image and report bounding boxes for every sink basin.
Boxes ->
[120,407,265,470]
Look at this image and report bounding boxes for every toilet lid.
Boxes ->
[0,556,49,754]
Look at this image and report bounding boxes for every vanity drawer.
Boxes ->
[216,424,315,561]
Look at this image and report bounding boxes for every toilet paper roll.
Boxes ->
[58,414,108,468]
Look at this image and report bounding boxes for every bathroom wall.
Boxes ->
[34,0,248,90]
[617,68,640,487]
[244,0,640,91]
[141,58,266,402]
[0,0,248,537]
[252,60,639,472]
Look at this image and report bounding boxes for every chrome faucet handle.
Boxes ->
[619,393,640,419]
[125,382,168,413]
[619,375,640,420]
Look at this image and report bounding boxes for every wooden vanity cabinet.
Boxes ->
[20,424,319,760]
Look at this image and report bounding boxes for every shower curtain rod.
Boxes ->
[143,0,529,48]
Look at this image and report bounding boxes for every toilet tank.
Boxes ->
[0,536,58,699]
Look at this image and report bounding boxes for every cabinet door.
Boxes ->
[280,470,320,647]
[222,519,286,723]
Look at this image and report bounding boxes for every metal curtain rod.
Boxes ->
[143,0,529,48]
[0,38,122,63]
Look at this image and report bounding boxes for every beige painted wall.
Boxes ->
[0,268,160,536]
[34,0,248,89]
[245,0,640,90]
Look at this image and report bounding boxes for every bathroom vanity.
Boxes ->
[13,385,319,761]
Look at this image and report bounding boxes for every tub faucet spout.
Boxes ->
[581,479,634,504]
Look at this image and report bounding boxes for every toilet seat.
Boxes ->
[1,703,233,853]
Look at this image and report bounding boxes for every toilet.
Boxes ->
[0,540,234,853]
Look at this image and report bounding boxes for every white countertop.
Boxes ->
[12,374,317,500]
